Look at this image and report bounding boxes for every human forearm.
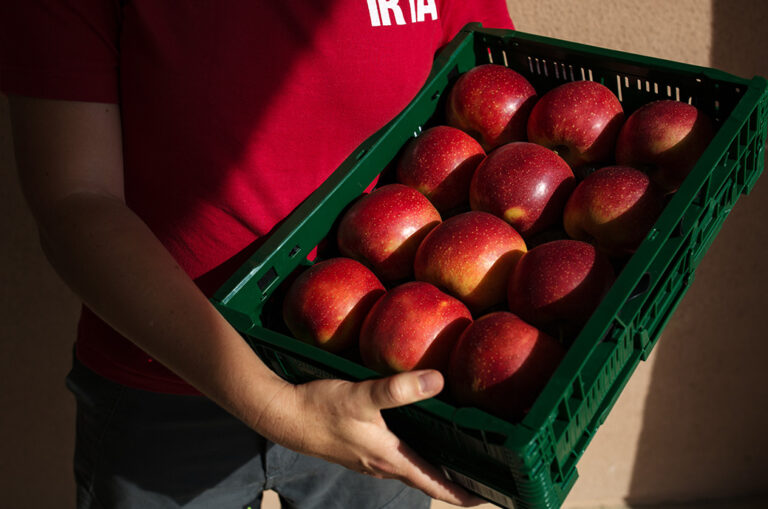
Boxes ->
[36,190,290,430]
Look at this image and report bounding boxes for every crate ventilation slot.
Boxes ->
[288,245,301,258]
[614,75,691,104]
[257,267,279,293]
[486,46,511,67]
[527,56,591,83]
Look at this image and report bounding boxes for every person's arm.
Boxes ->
[8,96,481,506]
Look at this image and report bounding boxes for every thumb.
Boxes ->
[366,369,444,410]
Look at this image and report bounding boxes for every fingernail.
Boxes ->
[418,371,442,395]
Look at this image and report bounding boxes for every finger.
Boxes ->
[365,370,444,410]
[391,438,486,507]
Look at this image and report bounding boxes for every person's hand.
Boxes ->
[257,369,485,507]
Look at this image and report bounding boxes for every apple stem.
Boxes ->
[552,145,569,158]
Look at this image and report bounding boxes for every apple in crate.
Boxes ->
[526,80,625,171]
[615,99,715,193]
[414,211,527,314]
[446,63,537,150]
[359,281,472,374]
[470,141,576,237]
[282,257,385,353]
[508,239,614,336]
[563,166,666,257]
[447,311,565,420]
[337,183,441,283]
[396,125,486,214]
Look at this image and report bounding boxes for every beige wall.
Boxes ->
[1,1,767,508]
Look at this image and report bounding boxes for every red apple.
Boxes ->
[359,281,472,374]
[414,211,527,314]
[446,64,537,150]
[508,240,614,336]
[563,166,666,257]
[337,183,441,283]
[447,311,565,420]
[469,141,576,237]
[526,80,625,170]
[615,99,715,193]
[396,125,486,214]
[282,257,385,352]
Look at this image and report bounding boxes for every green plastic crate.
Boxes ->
[211,24,768,509]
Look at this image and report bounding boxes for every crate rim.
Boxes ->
[210,23,768,507]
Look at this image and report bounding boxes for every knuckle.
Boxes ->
[383,377,410,404]
[357,456,397,480]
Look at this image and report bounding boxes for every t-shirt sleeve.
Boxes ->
[439,0,515,47]
[0,0,121,103]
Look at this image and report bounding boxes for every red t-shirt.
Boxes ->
[1,0,513,394]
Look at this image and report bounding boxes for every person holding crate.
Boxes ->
[1,1,513,508]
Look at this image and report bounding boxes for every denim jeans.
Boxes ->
[65,358,431,509]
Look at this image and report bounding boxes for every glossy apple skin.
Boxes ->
[615,99,715,193]
[282,257,386,353]
[526,80,625,169]
[470,141,576,237]
[414,211,527,314]
[447,311,565,420]
[563,166,666,257]
[337,183,441,283]
[396,125,486,214]
[359,281,472,374]
[508,240,614,336]
[446,64,538,151]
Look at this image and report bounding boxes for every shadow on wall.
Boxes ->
[627,0,768,505]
